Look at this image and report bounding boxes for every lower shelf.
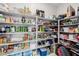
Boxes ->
[70,50,79,55]
[67,39,78,42]
[60,39,78,43]
[2,48,30,56]
[36,52,56,56]
[48,53,56,56]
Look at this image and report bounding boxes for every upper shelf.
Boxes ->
[60,16,79,21]
[0,22,36,26]
[0,11,36,19]
[0,11,58,21]
[38,17,58,22]
[60,31,79,34]
[60,23,79,27]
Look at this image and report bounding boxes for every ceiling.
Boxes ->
[8,3,63,8]
[46,3,63,7]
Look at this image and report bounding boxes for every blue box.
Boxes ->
[39,48,47,56]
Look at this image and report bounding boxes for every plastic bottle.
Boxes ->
[5,25,11,32]
[21,17,26,23]
[47,48,50,55]
[11,26,15,32]
[1,26,5,33]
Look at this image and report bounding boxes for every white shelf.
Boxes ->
[38,31,50,33]
[37,44,50,48]
[38,24,58,27]
[0,22,36,26]
[38,31,57,34]
[5,48,35,56]
[0,41,27,46]
[48,53,56,56]
[37,44,54,48]
[70,50,79,55]
[0,39,36,46]
[61,38,78,43]
[60,23,79,27]
[0,11,36,19]
[60,31,79,34]
[60,16,79,21]
[3,48,29,56]
[37,38,53,41]
[38,17,58,22]
[38,31,47,33]
[67,39,78,42]
[0,32,35,34]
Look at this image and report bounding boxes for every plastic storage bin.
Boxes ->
[9,52,22,56]
[22,50,32,56]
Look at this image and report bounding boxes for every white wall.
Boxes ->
[7,3,57,18]
[56,3,79,16]
[29,3,56,18]
[1,3,79,17]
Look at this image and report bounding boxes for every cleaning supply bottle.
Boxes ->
[11,26,15,32]
[1,26,6,33]
[47,48,50,55]
[5,25,11,32]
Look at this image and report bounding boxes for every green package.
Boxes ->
[16,27,18,32]
[21,43,25,49]
[25,27,28,32]
[17,26,20,32]
[24,26,26,32]
[19,26,22,32]
[23,26,25,32]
